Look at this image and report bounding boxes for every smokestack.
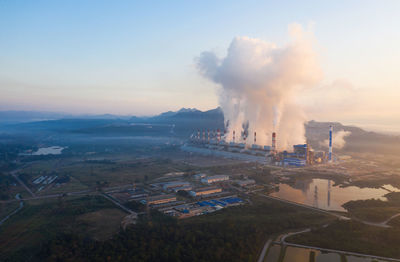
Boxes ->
[202,130,205,141]
[233,130,235,143]
[197,130,200,140]
[254,131,257,144]
[207,129,210,142]
[329,126,333,162]
[272,132,276,152]
[217,129,221,142]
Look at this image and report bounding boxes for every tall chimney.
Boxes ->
[233,130,235,143]
[329,126,333,162]
[197,130,200,140]
[207,129,210,142]
[272,132,276,152]
[254,131,257,144]
[202,130,205,141]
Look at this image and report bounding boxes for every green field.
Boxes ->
[287,219,400,259]
[4,195,334,262]
[0,195,124,261]
[0,201,20,220]
[343,192,400,222]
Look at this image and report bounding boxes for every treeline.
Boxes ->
[343,192,400,222]
[288,220,400,259]
[25,198,330,262]
[0,173,16,200]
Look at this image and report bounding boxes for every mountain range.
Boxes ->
[0,108,399,155]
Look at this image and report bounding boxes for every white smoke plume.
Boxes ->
[320,130,352,149]
[196,24,322,150]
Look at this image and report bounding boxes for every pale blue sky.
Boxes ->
[1,1,399,131]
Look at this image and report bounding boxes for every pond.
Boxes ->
[269,178,399,212]
[32,146,65,155]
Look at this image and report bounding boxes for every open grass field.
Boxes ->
[16,154,196,196]
[77,208,126,241]
[0,201,20,220]
[0,195,119,261]
[28,195,336,262]
[288,219,400,259]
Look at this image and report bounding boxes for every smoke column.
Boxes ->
[321,130,351,149]
[197,24,322,150]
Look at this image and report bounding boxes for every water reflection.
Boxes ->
[264,245,281,262]
[346,256,372,262]
[264,244,389,262]
[270,178,399,211]
[316,252,340,262]
[282,246,310,262]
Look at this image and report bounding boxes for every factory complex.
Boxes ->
[108,172,256,219]
[186,126,335,167]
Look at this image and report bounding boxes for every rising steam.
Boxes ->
[321,130,352,149]
[196,24,322,150]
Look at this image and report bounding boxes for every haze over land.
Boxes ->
[2,2,400,262]
[1,1,400,133]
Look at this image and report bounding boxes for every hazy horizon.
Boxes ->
[1,1,400,132]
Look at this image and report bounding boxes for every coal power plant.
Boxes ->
[185,126,335,167]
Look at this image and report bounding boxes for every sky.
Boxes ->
[0,0,399,132]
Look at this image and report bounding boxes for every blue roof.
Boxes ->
[221,197,243,204]
[293,144,307,148]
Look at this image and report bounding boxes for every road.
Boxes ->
[11,172,36,197]
[101,193,136,215]
[278,227,400,262]
[382,213,400,225]
[257,239,272,262]
[257,192,400,260]
[0,194,24,226]
[259,194,349,220]
[259,193,395,228]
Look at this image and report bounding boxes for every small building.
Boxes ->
[283,157,306,167]
[201,175,229,184]
[173,185,192,192]
[189,187,222,197]
[145,194,177,205]
[162,181,190,191]
[236,179,256,187]
[194,173,206,180]
[263,145,271,151]
[251,144,262,150]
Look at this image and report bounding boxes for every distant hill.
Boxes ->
[1,108,399,155]
[0,111,68,125]
[0,111,133,126]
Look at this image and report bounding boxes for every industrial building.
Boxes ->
[162,181,191,191]
[194,173,206,180]
[201,175,229,184]
[189,187,222,197]
[145,194,177,205]
[236,179,256,187]
[283,157,307,167]
[172,185,192,192]
[189,125,335,167]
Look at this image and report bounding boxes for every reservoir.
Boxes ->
[269,178,398,212]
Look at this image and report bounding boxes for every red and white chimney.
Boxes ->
[272,132,276,151]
